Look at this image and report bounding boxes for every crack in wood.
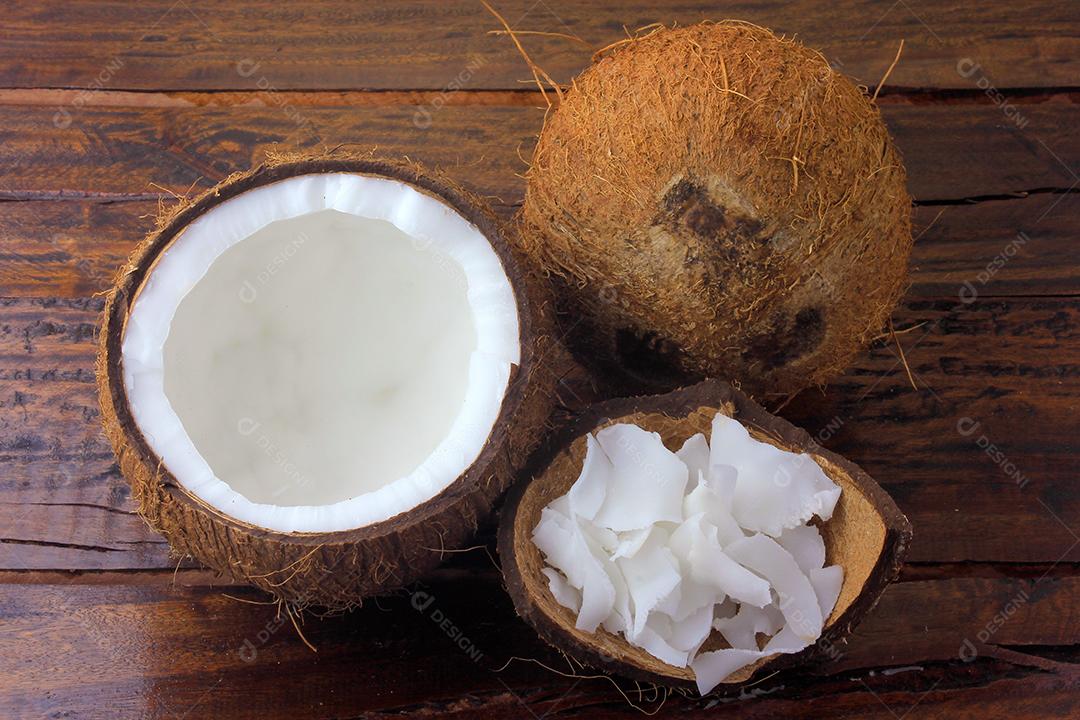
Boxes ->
[0,537,166,553]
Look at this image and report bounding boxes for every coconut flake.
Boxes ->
[676,433,710,490]
[709,414,840,537]
[762,625,811,654]
[532,507,578,581]
[776,524,827,574]
[568,435,612,520]
[670,580,719,623]
[731,452,841,537]
[592,425,688,531]
[601,555,633,636]
[579,519,619,555]
[713,603,785,650]
[572,545,616,632]
[665,603,715,656]
[810,565,844,620]
[616,532,681,639]
[763,596,786,630]
[669,513,770,608]
[707,463,739,507]
[724,534,823,641]
[532,507,614,632]
[667,511,703,562]
[633,623,690,668]
[687,523,772,608]
[683,480,745,545]
[610,526,654,561]
[542,568,582,613]
[690,649,764,695]
[548,494,571,517]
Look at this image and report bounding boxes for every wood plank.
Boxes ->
[0,200,146,298]
[1,576,1077,718]
[469,672,1080,719]
[0,101,1076,206]
[3,193,1078,300]
[0,104,533,204]
[0,296,1076,571]
[0,297,174,571]
[907,195,1080,300]
[1,1,1077,92]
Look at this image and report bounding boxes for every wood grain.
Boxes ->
[907,195,1080,299]
[0,101,1076,205]
[1,577,1077,719]
[1,1,1078,92]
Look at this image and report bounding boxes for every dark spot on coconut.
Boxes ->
[744,307,826,370]
[662,177,697,210]
[659,178,767,258]
[662,179,727,240]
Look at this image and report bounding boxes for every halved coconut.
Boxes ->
[98,156,556,608]
[499,379,910,690]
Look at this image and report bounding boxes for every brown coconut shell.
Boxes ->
[97,153,558,609]
[499,378,911,690]
[520,22,913,398]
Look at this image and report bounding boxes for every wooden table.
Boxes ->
[1,2,1077,717]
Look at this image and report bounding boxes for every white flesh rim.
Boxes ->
[121,173,520,533]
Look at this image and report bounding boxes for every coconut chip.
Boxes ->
[591,424,688,531]
[532,410,845,694]
[712,414,841,536]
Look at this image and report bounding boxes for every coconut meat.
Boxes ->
[532,412,843,695]
[121,173,520,533]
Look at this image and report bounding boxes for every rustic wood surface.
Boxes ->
[0,1,1077,718]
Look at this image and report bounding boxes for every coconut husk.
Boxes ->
[498,378,911,689]
[97,152,559,609]
[520,22,913,397]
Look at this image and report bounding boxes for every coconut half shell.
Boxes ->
[98,154,557,608]
[499,379,910,689]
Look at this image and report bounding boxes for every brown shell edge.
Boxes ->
[97,152,559,609]
[497,378,911,691]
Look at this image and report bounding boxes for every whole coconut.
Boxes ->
[521,22,912,397]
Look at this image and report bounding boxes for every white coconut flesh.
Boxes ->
[532,412,844,695]
[121,173,520,533]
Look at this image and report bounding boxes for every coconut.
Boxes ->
[499,379,910,691]
[520,22,913,396]
[97,154,557,608]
